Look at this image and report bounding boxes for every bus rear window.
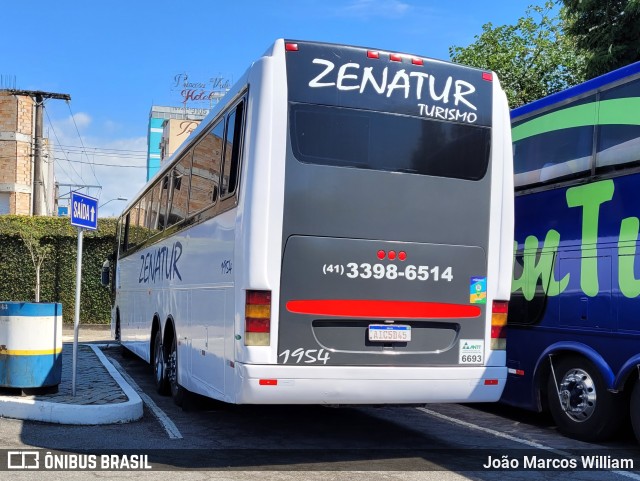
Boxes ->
[290,103,491,181]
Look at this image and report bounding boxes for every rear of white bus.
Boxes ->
[235,39,513,404]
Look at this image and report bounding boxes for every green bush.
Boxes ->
[0,215,117,324]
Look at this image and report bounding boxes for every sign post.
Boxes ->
[70,192,98,396]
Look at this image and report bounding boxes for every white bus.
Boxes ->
[106,39,514,405]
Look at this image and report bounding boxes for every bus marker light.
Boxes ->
[285,43,299,52]
[377,250,386,259]
[484,379,499,386]
[388,251,396,260]
[482,72,493,82]
[390,53,402,62]
[259,379,278,386]
[367,50,380,59]
[411,58,424,66]
[398,251,407,261]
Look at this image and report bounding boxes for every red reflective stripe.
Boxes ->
[484,379,499,385]
[286,300,481,319]
[259,379,277,386]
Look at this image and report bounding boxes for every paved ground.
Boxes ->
[62,324,114,343]
[0,324,142,424]
[14,344,128,405]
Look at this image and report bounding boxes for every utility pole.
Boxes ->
[4,89,71,215]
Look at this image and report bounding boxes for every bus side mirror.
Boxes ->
[101,260,110,287]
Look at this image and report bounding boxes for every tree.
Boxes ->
[449,2,586,107]
[19,224,54,302]
[562,0,640,79]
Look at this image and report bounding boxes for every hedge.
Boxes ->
[0,215,118,324]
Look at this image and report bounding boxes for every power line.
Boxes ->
[44,106,87,187]
[52,157,146,168]
[57,148,146,160]
[55,143,147,155]
[66,101,101,187]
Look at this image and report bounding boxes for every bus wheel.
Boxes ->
[153,330,169,395]
[547,355,623,441]
[630,380,640,443]
[167,335,185,406]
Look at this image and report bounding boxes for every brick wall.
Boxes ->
[0,92,34,215]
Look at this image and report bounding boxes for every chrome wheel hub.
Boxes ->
[558,368,596,422]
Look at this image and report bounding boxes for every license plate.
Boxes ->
[368,324,411,342]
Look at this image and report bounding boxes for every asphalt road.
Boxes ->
[0,326,637,480]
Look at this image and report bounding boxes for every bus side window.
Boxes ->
[167,151,192,227]
[149,180,165,234]
[128,200,146,248]
[596,78,640,170]
[122,213,130,253]
[221,100,245,198]
[190,120,223,215]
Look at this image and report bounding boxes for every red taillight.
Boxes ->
[245,290,271,346]
[389,53,402,62]
[247,290,271,305]
[491,324,506,339]
[285,43,299,52]
[491,300,508,350]
[246,318,270,333]
[482,72,493,82]
[492,300,508,313]
[367,50,380,59]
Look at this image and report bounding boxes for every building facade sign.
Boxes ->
[172,73,231,107]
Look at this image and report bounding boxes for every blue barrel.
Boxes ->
[0,302,63,388]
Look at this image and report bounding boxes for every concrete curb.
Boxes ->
[0,344,143,425]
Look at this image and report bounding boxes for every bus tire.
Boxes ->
[154,330,169,395]
[168,334,186,406]
[546,355,623,441]
[630,380,640,443]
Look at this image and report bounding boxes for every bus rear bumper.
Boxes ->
[234,364,507,404]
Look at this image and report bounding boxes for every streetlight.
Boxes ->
[99,197,128,208]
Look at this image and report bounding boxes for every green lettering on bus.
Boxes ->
[619,216,640,298]
[565,180,614,297]
[512,230,569,301]
[513,179,640,300]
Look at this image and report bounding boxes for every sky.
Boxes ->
[2,0,536,217]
